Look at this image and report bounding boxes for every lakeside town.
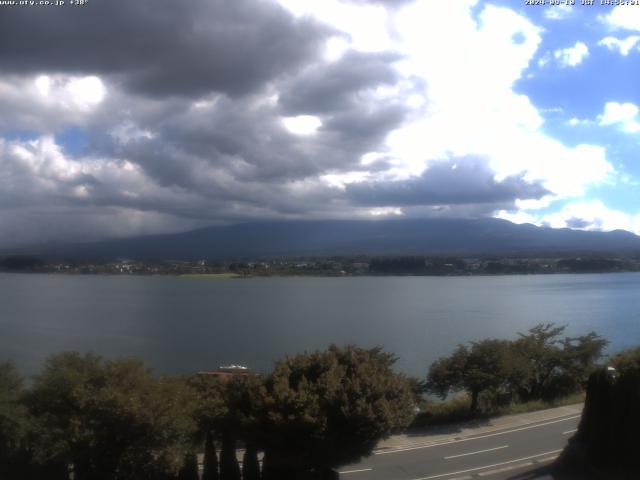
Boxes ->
[2,254,640,276]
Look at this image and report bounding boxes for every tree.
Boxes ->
[189,373,265,480]
[0,361,70,480]
[25,352,197,480]
[177,452,199,480]
[513,323,567,401]
[219,430,241,480]
[427,325,608,409]
[514,324,606,401]
[188,375,225,480]
[218,375,268,480]
[261,345,415,479]
[426,340,517,412]
[610,346,640,374]
[0,362,29,479]
[425,345,467,399]
[557,332,608,395]
[242,444,261,480]
[201,430,220,480]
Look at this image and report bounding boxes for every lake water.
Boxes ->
[1,273,639,378]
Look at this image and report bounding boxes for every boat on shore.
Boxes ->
[197,364,254,379]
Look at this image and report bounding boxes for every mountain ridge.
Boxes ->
[4,218,640,260]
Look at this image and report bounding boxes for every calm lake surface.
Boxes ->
[1,273,639,377]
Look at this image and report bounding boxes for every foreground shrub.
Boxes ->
[261,345,415,479]
[25,353,197,480]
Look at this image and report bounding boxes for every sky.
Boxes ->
[0,0,639,247]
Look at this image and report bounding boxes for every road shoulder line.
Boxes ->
[411,449,562,480]
[376,414,579,455]
[444,444,508,460]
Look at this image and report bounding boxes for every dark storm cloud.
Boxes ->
[0,38,413,248]
[0,0,330,98]
[279,51,402,114]
[0,0,551,248]
[101,87,410,190]
[150,96,332,182]
[346,158,549,207]
[0,132,341,230]
[0,0,414,230]
[322,103,407,146]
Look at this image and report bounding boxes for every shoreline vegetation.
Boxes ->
[2,324,634,479]
[410,392,585,430]
[179,273,243,279]
[2,254,640,277]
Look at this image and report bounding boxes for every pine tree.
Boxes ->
[242,444,260,480]
[219,431,241,480]
[202,430,219,480]
[177,452,199,480]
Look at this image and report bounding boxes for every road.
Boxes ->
[337,408,581,480]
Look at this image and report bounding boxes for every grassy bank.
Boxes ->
[409,392,585,430]
[179,273,243,279]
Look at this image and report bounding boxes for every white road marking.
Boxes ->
[411,449,563,480]
[444,445,508,460]
[376,415,580,455]
[562,429,577,435]
[477,455,559,477]
[338,468,373,474]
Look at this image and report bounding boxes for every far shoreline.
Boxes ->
[2,270,640,279]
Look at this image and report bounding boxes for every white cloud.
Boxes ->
[537,52,551,68]
[321,171,371,189]
[545,4,573,21]
[35,75,51,97]
[379,3,543,176]
[0,75,106,132]
[281,115,322,135]
[0,135,193,216]
[499,201,640,234]
[495,209,537,225]
[9,135,82,182]
[289,1,616,223]
[369,207,403,216]
[65,76,105,108]
[554,42,589,67]
[324,36,351,61]
[266,2,615,218]
[379,3,610,201]
[492,140,611,198]
[110,121,155,144]
[6,135,138,188]
[541,201,640,233]
[603,5,640,31]
[598,102,640,133]
[567,117,591,126]
[515,197,555,211]
[598,35,640,55]
[35,74,105,109]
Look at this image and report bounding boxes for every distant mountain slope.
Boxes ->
[7,218,640,260]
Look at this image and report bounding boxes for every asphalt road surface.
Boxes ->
[338,412,580,480]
